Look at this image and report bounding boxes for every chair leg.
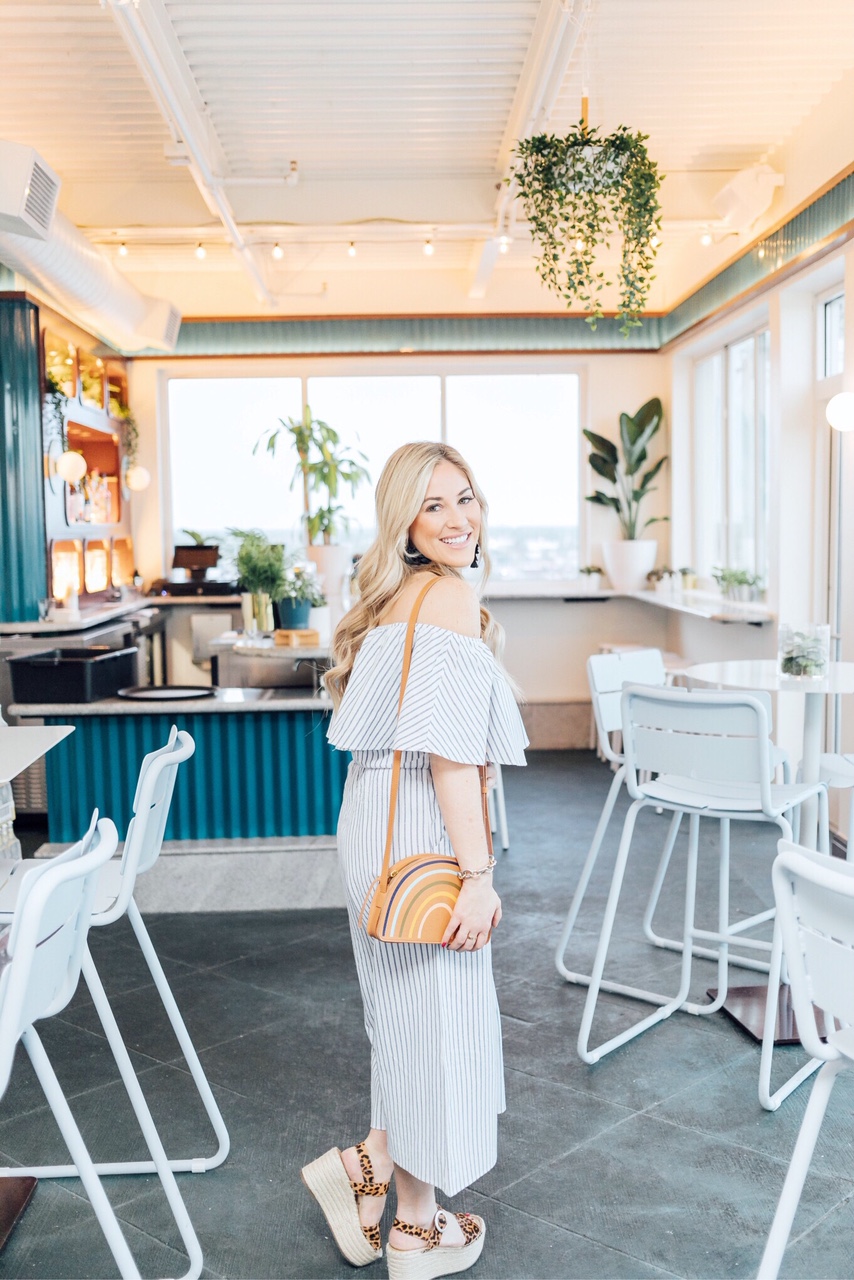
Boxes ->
[6,900,230,1179]
[21,1025,142,1280]
[758,909,822,1112]
[641,811,683,945]
[757,1060,844,1279]
[577,805,699,1064]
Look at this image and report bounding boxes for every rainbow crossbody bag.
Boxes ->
[361,576,493,945]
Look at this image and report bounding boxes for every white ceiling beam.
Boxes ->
[102,0,276,307]
[468,0,589,301]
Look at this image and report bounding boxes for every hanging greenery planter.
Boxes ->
[511,122,662,336]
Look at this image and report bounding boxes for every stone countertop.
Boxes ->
[9,687,333,717]
[209,632,330,659]
[0,596,150,636]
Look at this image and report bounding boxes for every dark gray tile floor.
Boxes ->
[1,752,852,1279]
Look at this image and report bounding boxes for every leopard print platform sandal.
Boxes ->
[386,1207,485,1280]
[300,1142,390,1266]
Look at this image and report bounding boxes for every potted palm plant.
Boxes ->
[584,397,668,591]
[232,530,287,633]
[255,405,370,620]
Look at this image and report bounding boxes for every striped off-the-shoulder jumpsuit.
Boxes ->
[327,622,528,1196]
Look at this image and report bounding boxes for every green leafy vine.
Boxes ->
[510,122,662,336]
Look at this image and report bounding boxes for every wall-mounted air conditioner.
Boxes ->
[0,142,61,240]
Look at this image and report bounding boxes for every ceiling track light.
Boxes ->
[271,242,284,260]
[195,242,206,259]
[423,239,434,256]
[348,241,357,257]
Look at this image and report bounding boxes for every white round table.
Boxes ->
[686,659,854,849]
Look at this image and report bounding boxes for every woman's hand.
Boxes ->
[442,878,501,952]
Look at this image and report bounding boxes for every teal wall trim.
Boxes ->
[44,709,348,842]
[138,169,854,358]
[661,169,854,344]
[165,313,663,357]
[0,297,47,621]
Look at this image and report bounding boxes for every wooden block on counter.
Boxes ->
[274,628,321,647]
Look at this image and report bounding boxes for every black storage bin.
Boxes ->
[9,646,139,704]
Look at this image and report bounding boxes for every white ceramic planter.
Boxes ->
[602,539,657,592]
[307,544,353,629]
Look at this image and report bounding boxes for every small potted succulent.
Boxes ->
[712,567,764,603]
[778,624,831,679]
[274,564,327,630]
[578,564,604,593]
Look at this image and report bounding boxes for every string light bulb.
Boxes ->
[700,231,713,247]
[195,242,206,260]
[271,242,284,260]
[757,244,766,260]
[499,235,511,254]
[118,242,128,257]
[423,239,434,256]
[574,238,585,252]
[348,242,357,257]
[650,233,661,250]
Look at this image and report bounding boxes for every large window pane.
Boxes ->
[306,376,441,549]
[445,374,579,578]
[693,353,724,577]
[727,336,756,573]
[823,294,845,378]
[168,378,303,547]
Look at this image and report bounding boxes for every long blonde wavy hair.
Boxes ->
[325,441,504,708]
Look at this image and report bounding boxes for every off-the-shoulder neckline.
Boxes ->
[366,621,485,643]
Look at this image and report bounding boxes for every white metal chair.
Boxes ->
[577,684,829,1065]
[0,726,230,1179]
[757,841,854,1279]
[0,814,203,1280]
[487,762,510,850]
[556,648,677,986]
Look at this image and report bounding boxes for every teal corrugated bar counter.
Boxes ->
[11,691,347,844]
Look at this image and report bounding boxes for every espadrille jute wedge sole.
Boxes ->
[300,1145,387,1266]
[386,1209,485,1280]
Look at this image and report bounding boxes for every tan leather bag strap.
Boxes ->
[378,575,492,894]
[379,576,441,893]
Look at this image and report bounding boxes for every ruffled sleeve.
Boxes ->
[328,623,528,766]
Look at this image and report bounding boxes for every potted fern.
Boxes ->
[584,397,668,591]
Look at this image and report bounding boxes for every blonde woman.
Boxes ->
[301,442,527,1280]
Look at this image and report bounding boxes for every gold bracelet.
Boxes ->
[456,856,496,881]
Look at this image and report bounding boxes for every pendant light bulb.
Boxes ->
[125,464,152,491]
[271,242,284,260]
[700,231,713,247]
[498,236,511,254]
[56,451,87,484]
[195,242,206,260]
[348,241,357,257]
[118,242,128,257]
[423,239,434,257]
[826,392,854,432]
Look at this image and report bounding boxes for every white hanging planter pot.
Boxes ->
[602,539,657,592]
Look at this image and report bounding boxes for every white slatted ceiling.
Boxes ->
[166,0,540,176]
[553,0,854,171]
[0,1,180,184]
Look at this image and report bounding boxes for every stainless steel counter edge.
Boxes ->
[9,689,334,716]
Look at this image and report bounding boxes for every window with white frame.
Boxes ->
[167,366,580,580]
[692,329,770,582]
[820,291,845,379]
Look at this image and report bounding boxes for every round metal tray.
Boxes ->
[117,685,217,701]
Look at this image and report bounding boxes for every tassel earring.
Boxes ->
[470,541,481,569]
[404,539,431,566]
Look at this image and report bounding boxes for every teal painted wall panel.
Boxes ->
[0,297,47,621]
[44,710,348,842]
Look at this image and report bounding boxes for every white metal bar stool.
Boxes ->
[757,841,854,1280]
[577,684,828,1065]
[0,727,230,1179]
[0,815,203,1279]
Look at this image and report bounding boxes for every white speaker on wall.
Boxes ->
[0,141,61,240]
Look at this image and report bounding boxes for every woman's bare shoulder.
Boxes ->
[418,575,480,637]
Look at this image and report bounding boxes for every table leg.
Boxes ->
[714,691,825,1046]
[798,691,824,850]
